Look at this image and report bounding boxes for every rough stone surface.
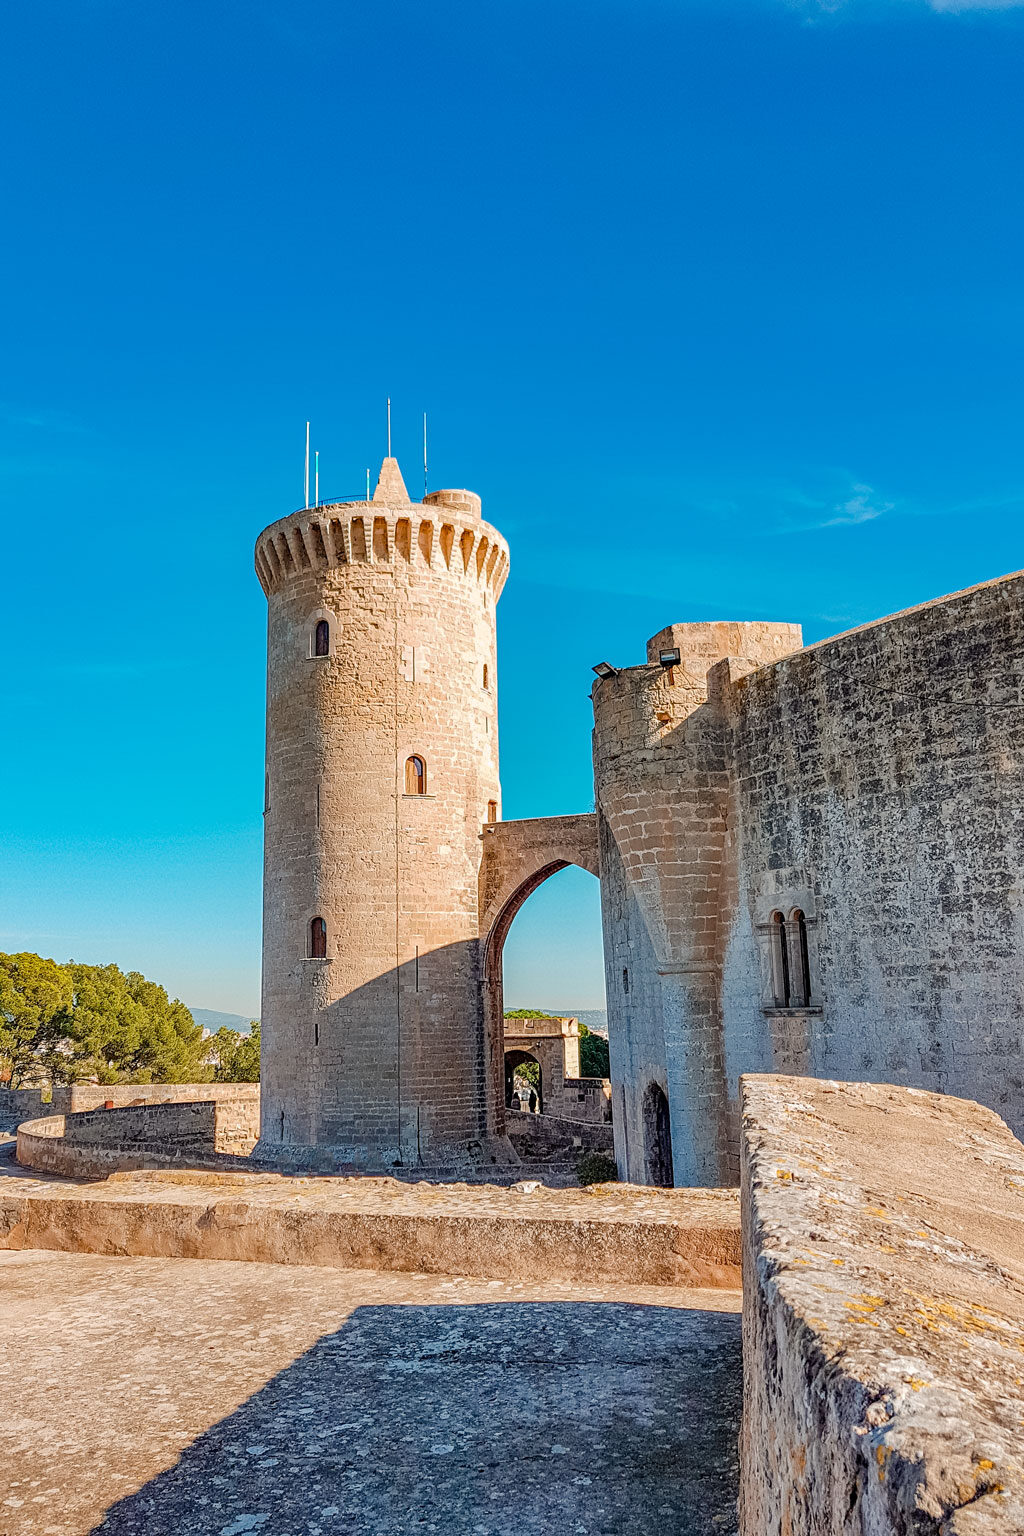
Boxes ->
[0,1249,741,1536]
[593,620,802,1186]
[0,1159,741,1287]
[502,1014,612,1124]
[740,1073,1024,1534]
[594,572,1024,1187]
[256,458,508,1169]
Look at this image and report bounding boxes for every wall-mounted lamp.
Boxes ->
[658,648,681,668]
[592,661,617,681]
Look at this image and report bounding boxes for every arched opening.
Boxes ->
[643,1082,673,1188]
[770,910,790,1006]
[404,755,426,795]
[487,863,605,1127]
[309,916,327,959]
[791,909,811,1007]
[314,618,330,657]
[486,800,498,824]
[504,1049,542,1113]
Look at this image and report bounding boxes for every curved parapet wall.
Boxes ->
[740,1073,1024,1533]
[254,489,509,602]
[17,1098,260,1179]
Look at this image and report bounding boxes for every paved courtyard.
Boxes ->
[0,1249,741,1536]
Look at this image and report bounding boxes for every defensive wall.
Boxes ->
[18,1099,259,1179]
[594,573,1024,1188]
[0,1086,48,1135]
[48,1082,260,1152]
[10,1073,1024,1530]
[740,1074,1024,1534]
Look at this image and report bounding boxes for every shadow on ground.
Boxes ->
[90,1301,741,1536]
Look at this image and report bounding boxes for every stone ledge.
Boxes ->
[0,1164,740,1288]
[739,1073,1024,1534]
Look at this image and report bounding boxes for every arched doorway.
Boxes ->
[643,1083,673,1188]
[478,813,602,1132]
[504,1049,542,1113]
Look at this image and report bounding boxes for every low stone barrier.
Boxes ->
[0,1168,741,1287]
[740,1074,1024,1534]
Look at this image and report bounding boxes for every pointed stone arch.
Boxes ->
[478,813,600,1129]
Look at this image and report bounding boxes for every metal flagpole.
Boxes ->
[387,397,392,458]
[304,422,310,508]
[314,450,319,507]
[423,412,428,497]
[366,467,370,502]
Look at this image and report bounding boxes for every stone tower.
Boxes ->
[254,456,509,1169]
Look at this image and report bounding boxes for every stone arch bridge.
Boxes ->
[478,813,600,1128]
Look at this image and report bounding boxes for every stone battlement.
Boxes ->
[254,471,509,599]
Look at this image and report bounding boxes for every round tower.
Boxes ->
[254,455,509,1168]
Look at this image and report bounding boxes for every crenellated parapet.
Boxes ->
[254,470,510,600]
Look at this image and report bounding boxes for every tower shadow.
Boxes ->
[89,1300,742,1535]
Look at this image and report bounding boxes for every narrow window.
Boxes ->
[314,619,330,657]
[264,771,270,812]
[309,916,327,959]
[405,755,426,795]
[622,966,629,994]
[770,911,790,1006]
[487,800,498,823]
[482,663,489,689]
[790,909,811,1007]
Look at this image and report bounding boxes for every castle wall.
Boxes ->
[257,463,508,1167]
[593,622,802,1187]
[725,569,1024,1143]
[594,573,1024,1186]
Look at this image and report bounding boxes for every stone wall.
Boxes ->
[505,1109,614,1162]
[18,1095,261,1178]
[594,571,1024,1186]
[48,1083,260,1153]
[740,1073,1024,1533]
[592,621,802,1185]
[63,1101,217,1149]
[559,1076,612,1124]
[0,1086,47,1134]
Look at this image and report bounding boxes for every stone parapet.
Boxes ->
[0,1166,741,1287]
[740,1073,1024,1534]
[254,493,509,601]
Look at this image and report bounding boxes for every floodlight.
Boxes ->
[592,662,617,681]
[658,647,681,668]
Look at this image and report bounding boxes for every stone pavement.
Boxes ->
[0,1249,742,1536]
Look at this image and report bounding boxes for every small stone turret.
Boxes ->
[256,456,509,1169]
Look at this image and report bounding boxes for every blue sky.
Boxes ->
[3,0,1024,1017]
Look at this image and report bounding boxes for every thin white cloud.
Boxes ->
[822,482,894,527]
[793,0,1024,11]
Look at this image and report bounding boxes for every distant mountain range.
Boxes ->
[189,1008,254,1035]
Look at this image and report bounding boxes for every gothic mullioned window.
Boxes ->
[770,911,790,1007]
[405,755,427,795]
[790,909,811,1007]
[309,916,327,959]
